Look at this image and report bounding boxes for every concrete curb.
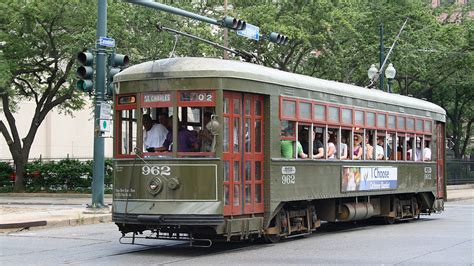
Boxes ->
[0,207,112,234]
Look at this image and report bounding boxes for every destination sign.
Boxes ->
[143,92,171,103]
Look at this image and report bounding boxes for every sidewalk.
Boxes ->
[0,186,472,233]
[0,193,112,233]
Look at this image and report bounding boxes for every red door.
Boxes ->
[436,123,445,199]
[223,92,264,216]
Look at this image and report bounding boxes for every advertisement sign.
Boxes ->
[342,166,397,192]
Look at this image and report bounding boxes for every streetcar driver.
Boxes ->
[143,114,168,152]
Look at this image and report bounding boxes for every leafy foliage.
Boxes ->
[0,159,113,193]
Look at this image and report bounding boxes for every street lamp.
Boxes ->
[367,63,396,93]
[384,63,396,93]
[368,64,378,81]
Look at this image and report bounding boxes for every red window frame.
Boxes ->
[298,99,313,122]
[397,115,406,132]
[377,112,387,130]
[313,102,327,123]
[280,97,298,121]
[341,107,354,127]
[115,93,138,159]
[366,111,376,130]
[387,114,396,131]
[424,120,433,134]
[406,117,416,133]
[280,121,297,141]
[327,104,340,126]
[415,118,424,134]
[354,109,365,127]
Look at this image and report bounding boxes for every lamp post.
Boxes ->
[367,63,396,93]
[385,63,396,93]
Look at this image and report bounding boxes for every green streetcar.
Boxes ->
[112,57,446,245]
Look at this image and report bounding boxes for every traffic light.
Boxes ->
[221,16,246,31]
[76,52,94,92]
[107,53,129,96]
[268,32,289,45]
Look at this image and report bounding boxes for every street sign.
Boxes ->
[99,37,115,47]
[99,119,111,132]
[100,102,112,120]
[237,23,259,41]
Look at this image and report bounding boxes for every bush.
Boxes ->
[2,159,114,193]
[0,162,13,186]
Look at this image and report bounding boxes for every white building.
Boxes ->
[0,100,113,161]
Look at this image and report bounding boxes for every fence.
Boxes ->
[446,159,474,185]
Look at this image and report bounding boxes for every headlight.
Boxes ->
[146,177,163,195]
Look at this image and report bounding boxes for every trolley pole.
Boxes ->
[91,0,107,208]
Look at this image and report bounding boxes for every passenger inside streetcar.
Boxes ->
[353,134,363,160]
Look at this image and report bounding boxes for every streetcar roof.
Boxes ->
[116,57,446,117]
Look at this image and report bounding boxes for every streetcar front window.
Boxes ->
[119,109,137,155]
[115,94,138,157]
[176,106,216,154]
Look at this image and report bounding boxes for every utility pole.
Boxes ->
[223,0,229,59]
[91,0,107,208]
[379,24,385,91]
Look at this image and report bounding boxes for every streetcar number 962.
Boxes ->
[281,174,295,184]
[142,165,171,176]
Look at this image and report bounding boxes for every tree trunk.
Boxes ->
[13,157,26,192]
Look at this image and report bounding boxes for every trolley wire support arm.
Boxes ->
[126,1,245,30]
[367,18,409,89]
[156,23,259,63]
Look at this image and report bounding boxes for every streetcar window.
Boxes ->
[367,112,376,127]
[364,130,375,160]
[314,104,325,121]
[328,107,339,123]
[424,120,432,133]
[326,129,338,159]
[388,115,396,130]
[175,106,216,154]
[407,118,415,131]
[423,139,432,161]
[377,114,386,129]
[282,99,296,119]
[355,110,364,126]
[118,109,137,156]
[398,116,405,130]
[398,135,406,160]
[299,102,312,120]
[280,121,296,139]
[416,119,424,132]
[140,107,172,155]
[341,109,352,125]
[387,133,396,160]
[375,133,386,160]
[339,129,350,160]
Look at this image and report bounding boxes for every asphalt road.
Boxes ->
[1,199,472,265]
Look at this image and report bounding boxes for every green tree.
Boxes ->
[0,0,95,191]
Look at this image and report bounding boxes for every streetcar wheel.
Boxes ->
[263,234,281,244]
[385,216,396,225]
